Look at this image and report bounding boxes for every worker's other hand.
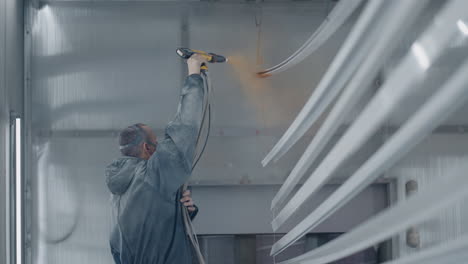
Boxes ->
[180,190,196,212]
[187,54,208,75]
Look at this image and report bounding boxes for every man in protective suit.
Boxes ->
[105,54,207,264]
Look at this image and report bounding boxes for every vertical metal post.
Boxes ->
[23,1,34,263]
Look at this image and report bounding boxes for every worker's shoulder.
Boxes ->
[153,137,180,158]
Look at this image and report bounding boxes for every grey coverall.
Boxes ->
[105,74,205,264]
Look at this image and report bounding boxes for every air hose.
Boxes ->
[181,70,212,264]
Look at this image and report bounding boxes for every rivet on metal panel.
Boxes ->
[25,233,32,245]
[25,186,31,200]
[240,174,251,185]
[405,180,420,248]
[405,180,418,197]
[406,227,420,248]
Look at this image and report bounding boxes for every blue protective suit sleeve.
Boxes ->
[148,74,205,194]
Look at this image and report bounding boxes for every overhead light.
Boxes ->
[411,43,430,70]
[457,20,468,36]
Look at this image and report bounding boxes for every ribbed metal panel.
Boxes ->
[389,134,468,258]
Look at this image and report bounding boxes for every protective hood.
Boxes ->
[105,157,141,195]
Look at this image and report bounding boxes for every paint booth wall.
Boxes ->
[26,1,389,264]
[0,0,24,263]
[388,134,468,258]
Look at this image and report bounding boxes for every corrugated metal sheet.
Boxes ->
[389,134,468,258]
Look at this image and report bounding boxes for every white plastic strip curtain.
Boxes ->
[261,0,383,167]
[382,235,468,264]
[270,0,429,211]
[257,0,363,77]
[270,0,467,233]
[264,0,468,260]
[272,54,468,255]
[277,164,468,264]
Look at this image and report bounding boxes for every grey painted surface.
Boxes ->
[0,0,24,263]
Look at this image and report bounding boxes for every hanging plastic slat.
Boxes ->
[273,164,468,263]
[257,0,363,77]
[270,0,429,211]
[383,235,468,264]
[272,55,468,255]
[271,0,468,231]
[261,0,382,167]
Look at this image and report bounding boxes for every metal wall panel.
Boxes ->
[191,184,388,235]
[31,2,340,132]
[0,0,24,263]
[388,134,468,258]
[0,1,8,262]
[27,2,392,264]
[29,1,367,186]
[27,2,377,263]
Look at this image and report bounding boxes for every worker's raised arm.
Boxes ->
[148,55,207,194]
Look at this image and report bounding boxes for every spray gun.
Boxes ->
[176,48,227,71]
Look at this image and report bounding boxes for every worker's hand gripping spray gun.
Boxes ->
[176,48,227,72]
[176,48,226,264]
[175,47,226,170]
